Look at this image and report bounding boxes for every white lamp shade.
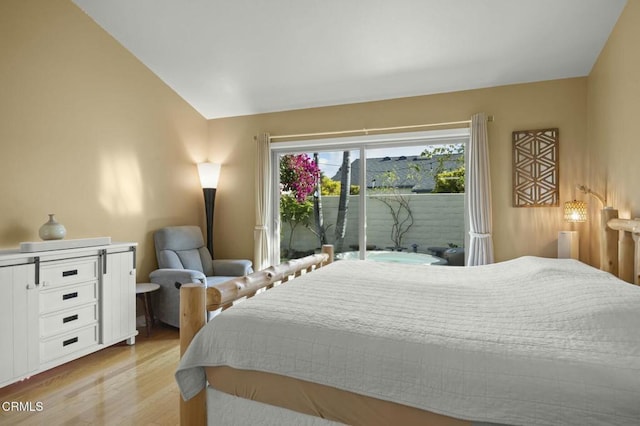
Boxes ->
[197,162,221,189]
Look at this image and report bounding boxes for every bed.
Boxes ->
[176,210,640,425]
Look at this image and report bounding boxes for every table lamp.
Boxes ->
[559,200,586,259]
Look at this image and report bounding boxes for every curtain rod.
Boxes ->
[268,115,494,141]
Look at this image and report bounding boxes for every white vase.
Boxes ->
[39,214,67,240]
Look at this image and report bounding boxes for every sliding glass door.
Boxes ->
[364,144,465,259]
[277,149,361,261]
[271,129,469,265]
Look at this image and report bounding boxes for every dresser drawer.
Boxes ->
[40,303,98,339]
[40,257,99,289]
[40,281,98,314]
[40,325,98,363]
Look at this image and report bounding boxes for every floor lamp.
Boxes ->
[197,162,221,257]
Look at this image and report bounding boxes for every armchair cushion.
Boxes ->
[154,226,214,276]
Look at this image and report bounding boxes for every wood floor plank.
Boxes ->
[0,325,180,426]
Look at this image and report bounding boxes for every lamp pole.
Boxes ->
[197,162,221,258]
[203,187,216,257]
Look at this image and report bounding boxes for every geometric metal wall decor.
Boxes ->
[512,128,559,207]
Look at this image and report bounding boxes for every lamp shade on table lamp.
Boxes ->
[564,200,587,223]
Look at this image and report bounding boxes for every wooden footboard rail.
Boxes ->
[210,244,335,311]
[179,244,334,425]
[601,209,640,285]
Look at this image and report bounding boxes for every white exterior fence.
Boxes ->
[281,193,465,256]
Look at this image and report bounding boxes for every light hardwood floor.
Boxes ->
[0,324,181,426]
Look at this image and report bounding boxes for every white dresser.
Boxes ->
[0,242,137,388]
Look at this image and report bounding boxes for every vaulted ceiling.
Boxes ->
[72,0,626,119]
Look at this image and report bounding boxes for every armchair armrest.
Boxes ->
[149,268,207,287]
[148,268,209,328]
[212,259,253,276]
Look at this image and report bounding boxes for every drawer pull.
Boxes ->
[63,337,78,347]
[62,269,78,277]
[63,314,79,324]
[62,292,78,301]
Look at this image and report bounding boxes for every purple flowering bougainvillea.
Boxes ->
[280,154,320,202]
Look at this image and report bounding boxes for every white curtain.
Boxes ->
[254,133,271,271]
[467,113,494,266]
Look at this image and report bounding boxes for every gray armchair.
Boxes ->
[149,225,252,327]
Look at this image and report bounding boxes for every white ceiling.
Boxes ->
[72,0,626,120]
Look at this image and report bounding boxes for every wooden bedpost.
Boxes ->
[606,217,640,285]
[601,208,619,274]
[619,229,635,284]
[180,283,207,426]
[322,244,334,264]
[633,230,640,285]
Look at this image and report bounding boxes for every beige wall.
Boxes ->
[9,0,627,274]
[209,78,588,263]
[0,0,210,279]
[587,0,640,267]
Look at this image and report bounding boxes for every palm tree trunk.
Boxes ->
[313,153,326,246]
[334,151,351,252]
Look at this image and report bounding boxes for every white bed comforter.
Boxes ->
[176,257,640,425]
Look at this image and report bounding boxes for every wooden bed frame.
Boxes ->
[600,208,640,284]
[178,210,640,425]
[179,244,335,425]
